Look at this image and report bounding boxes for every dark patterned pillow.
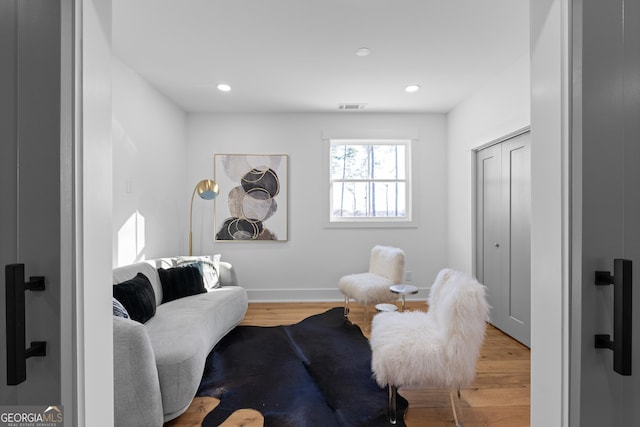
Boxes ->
[113,273,156,323]
[158,264,206,303]
[112,297,130,319]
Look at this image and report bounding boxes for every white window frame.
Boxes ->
[327,138,413,228]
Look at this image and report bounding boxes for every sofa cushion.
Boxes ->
[113,316,164,427]
[145,286,248,417]
[113,273,156,323]
[158,265,207,303]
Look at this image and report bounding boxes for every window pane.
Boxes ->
[331,181,406,218]
[371,145,406,179]
[330,144,368,180]
[330,144,405,180]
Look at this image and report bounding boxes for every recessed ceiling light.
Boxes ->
[355,47,370,57]
[405,84,421,93]
[217,83,231,92]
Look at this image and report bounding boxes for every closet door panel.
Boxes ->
[476,145,504,326]
[504,137,531,345]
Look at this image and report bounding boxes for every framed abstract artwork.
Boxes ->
[214,154,288,242]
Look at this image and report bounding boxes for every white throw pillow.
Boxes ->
[176,254,221,290]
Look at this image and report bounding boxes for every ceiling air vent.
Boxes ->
[338,103,367,111]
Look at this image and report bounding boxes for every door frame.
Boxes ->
[530,0,572,425]
[61,0,75,419]
[67,0,114,425]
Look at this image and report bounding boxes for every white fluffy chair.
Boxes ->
[338,245,406,321]
[370,268,489,425]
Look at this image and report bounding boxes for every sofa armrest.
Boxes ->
[218,261,238,287]
[113,316,164,427]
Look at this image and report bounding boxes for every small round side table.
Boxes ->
[389,284,419,312]
[375,303,398,313]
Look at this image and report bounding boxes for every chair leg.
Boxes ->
[344,296,350,318]
[449,388,464,427]
[388,385,398,425]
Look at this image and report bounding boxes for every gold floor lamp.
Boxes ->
[189,179,219,256]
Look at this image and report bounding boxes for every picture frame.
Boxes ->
[214,154,288,242]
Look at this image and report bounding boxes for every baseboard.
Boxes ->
[247,287,430,303]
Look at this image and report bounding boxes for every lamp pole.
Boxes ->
[189,179,219,256]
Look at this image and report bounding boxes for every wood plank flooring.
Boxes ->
[165,302,530,427]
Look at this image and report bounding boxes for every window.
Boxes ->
[329,139,411,224]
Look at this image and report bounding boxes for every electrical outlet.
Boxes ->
[405,271,413,282]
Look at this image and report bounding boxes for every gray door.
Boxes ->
[476,131,531,346]
[0,0,63,407]
[572,0,640,425]
[476,144,503,325]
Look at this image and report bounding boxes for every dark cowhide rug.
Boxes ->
[196,307,408,426]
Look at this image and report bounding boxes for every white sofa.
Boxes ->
[112,256,248,426]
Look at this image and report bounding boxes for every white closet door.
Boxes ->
[476,131,531,346]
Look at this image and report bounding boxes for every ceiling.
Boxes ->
[112,0,529,114]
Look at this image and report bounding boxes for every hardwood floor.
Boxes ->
[165,302,530,427]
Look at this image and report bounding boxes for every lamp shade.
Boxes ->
[196,179,219,200]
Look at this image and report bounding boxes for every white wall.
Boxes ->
[112,57,188,267]
[187,113,447,301]
[446,54,531,273]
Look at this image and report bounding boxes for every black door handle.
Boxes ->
[5,263,47,385]
[595,258,632,376]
